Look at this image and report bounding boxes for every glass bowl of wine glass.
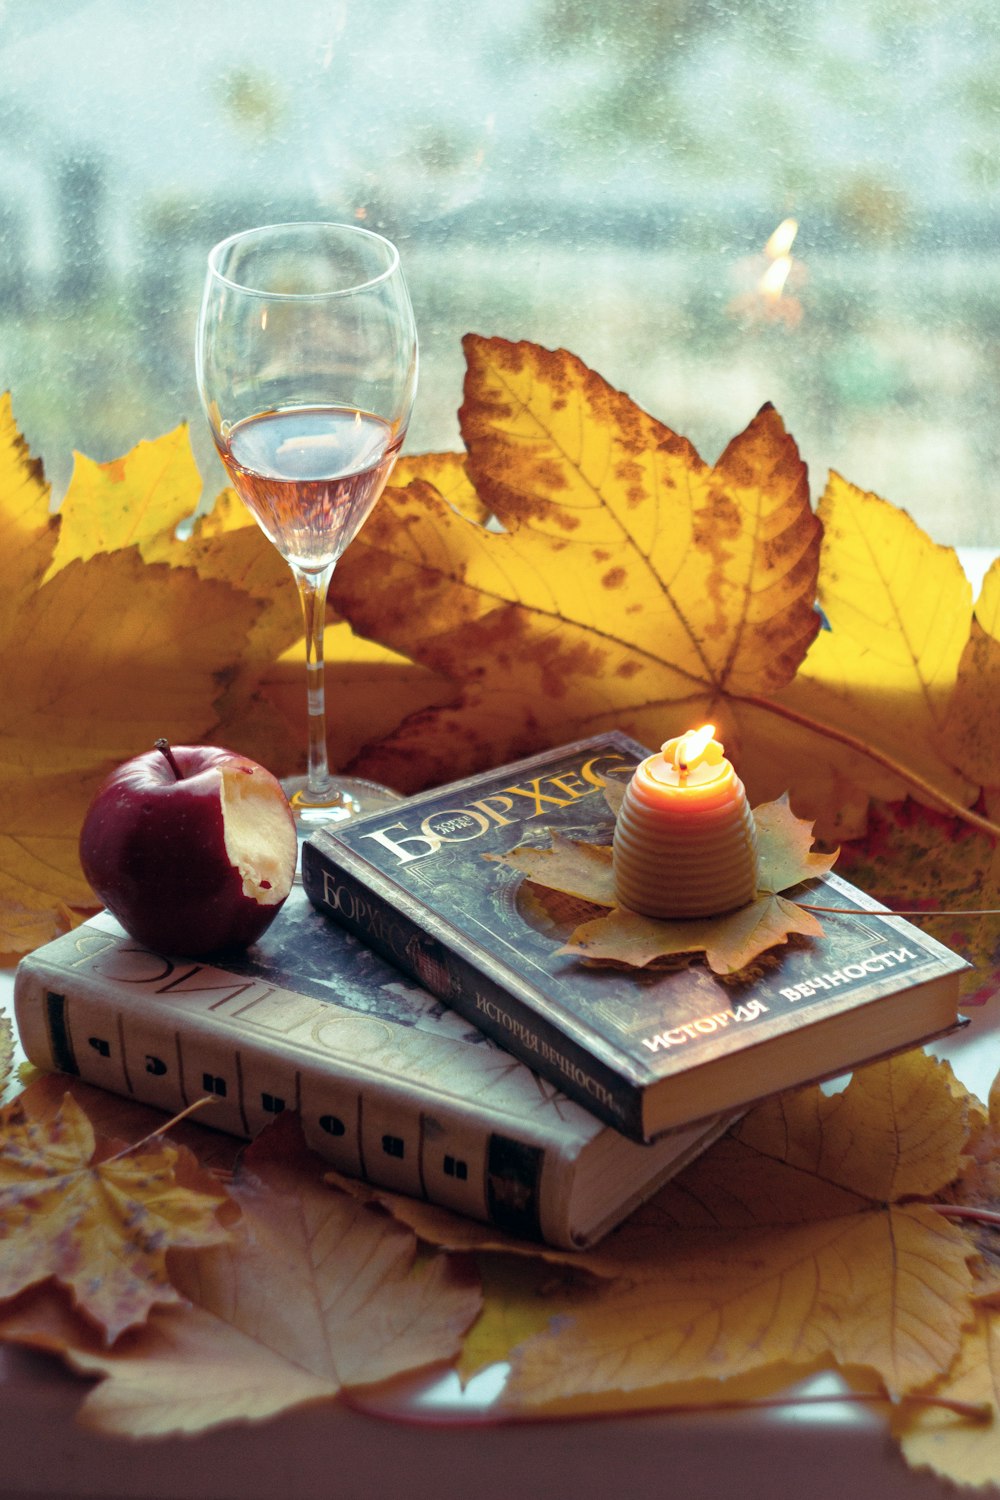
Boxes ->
[195,220,418,829]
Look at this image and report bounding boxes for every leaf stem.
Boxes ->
[101,1096,218,1164]
[799,905,1000,918]
[932,1204,1000,1230]
[735,692,1000,839]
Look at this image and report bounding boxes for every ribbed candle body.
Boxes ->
[612,757,759,919]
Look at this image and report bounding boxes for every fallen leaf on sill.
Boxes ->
[457,1254,586,1386]
[935,1066,1000,1297]
[894,1309,1000,1489]
[500,1050,977,1409]
[0,1113,481,1438]
[0,1091,231,1343]
[323,1166,619,1273]
[15,1072,242,1176]
[0,1285,347,1435]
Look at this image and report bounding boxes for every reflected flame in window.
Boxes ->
[728,216,803,328]
[760,252,792,301]
[765,217,798,260]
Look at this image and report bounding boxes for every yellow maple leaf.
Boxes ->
[0,1091,230,1343]
[332,340,997,847]
[738,474,980,838]
[47,425,203,576]
[502,1051,975,1409]
[333,336,822,793]
[943,556,1000,788]
[0,395,55,621]
[393,449,490,523]
[0,408,266,956]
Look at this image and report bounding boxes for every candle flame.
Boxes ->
[674,723,716,771]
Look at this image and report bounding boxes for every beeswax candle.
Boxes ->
[612,725,758,919]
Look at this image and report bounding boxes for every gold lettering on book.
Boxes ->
[317,871,412,960]
[778,947,917,1001]
[474,993,541,1053]
[359,752,633,866]
[89,948,178,984]
[67,930,119,966]
[639,999,769,1054]
[473,993,616,1111]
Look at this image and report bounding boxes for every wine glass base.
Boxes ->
[283,773,402,834]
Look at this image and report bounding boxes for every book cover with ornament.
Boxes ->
[302,731,968,1143]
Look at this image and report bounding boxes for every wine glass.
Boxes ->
[195,221,418,829]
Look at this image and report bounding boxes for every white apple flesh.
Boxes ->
[79,742,298,957]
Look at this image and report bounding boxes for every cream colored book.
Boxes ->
[13,886,730,1250]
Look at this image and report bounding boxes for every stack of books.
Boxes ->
[14,733,968,1249]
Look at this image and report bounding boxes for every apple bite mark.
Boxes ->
[80,742,299,957]
[220,764,298,907]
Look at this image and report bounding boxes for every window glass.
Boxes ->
[1,0,997,546]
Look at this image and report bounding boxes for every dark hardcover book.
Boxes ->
[302,732,969,1143]
[12,884,731,1249]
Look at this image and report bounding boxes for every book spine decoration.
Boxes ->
[13,933,568,1245]
[301,840,645,1140]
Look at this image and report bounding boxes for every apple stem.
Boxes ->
[154,738,184,781]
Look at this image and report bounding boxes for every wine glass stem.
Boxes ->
[292,561,336,798]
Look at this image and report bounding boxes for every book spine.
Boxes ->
[301,839,645,1141]
[12,938,576,1248]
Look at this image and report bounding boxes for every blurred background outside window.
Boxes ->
[0,0,997,548]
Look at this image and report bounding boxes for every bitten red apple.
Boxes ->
[79,740,298,957]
